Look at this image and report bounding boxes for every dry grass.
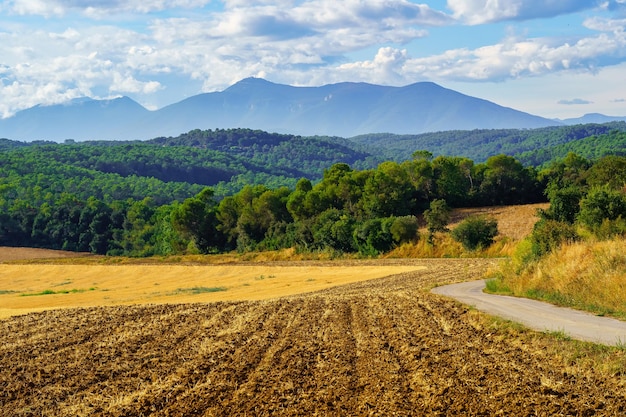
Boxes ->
[448,203,548,241]
[386,203,547,259]
[489,237,626,319]
[0,203,547,319]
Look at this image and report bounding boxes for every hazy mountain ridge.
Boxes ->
[557,113,626,125]
[0,78,583,141]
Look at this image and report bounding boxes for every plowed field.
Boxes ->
[2,258,625,416]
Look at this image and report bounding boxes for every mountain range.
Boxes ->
[1,78,624,141]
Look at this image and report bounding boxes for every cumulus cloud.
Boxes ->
[0,24,163,117]
[4,0,212,17]
[337,47,409,85]
[448,0,604,25]
[1,0,626,118]
[400,22,626,82]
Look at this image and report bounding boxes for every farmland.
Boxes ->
[2,255,625,415]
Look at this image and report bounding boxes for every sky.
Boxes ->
[1,0,625,120]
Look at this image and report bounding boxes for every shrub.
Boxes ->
[353,217,395,256]
[530,219,579,259]
[390,215,420,244]
[578,186,626,232]
[451,215,498,250]
[543,186,583,224]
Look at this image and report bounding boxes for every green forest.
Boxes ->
[0,124,625,257]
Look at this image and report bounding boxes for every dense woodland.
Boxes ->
[0,124,624,256]
[353,121,626,166]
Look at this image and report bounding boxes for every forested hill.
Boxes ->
[352,121,626,164]
[1,123,624,204]
[0,129,387,202]
[1,125,625,256]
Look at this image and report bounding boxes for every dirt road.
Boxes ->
[432,280,626,346]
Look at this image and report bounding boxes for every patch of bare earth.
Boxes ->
[1,258,624,416]
[0,247,91,262]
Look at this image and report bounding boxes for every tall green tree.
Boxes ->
[171,188,221,253]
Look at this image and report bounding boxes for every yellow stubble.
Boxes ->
[0,264,424,319]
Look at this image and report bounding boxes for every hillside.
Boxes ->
[2,258,624,415]
[352,121,626,163]
[0,129,388,203]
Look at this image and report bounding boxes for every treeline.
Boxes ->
[6,151,622,257]
[1,124,624,257]
[352,122,626,164]
[528,153,626,259]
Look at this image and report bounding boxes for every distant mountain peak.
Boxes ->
[225,77,279,91]
[0,78,568,141]
[66,97,96,105]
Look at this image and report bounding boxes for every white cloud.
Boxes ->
[1,0,626,120]
[447,0,603,25]
[398,23,626,82]
[337,47,409,85]
[4,0,213,17]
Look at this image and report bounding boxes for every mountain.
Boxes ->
[0,96,151,142]
[558,113,626,125]
[0,78,563,141]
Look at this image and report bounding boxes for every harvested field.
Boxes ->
[2,258,625,416]
[0,246,91,262]
[449,202,549,241]
[0,262,422,319]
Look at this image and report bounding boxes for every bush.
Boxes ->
[530,219,579,259]
[578,186,626,232]
[451,215,498,250]
[543,186,583,224]
[390,215,420,244]
[353,217,395,256]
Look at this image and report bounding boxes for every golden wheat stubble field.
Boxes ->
[2,253,626,415]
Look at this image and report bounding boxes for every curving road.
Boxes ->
[432,280,626,346]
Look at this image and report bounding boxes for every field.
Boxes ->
[2,252,626,415]
[0,260,422,319]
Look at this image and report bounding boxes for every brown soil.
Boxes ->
[2,258,624,416]
[0,247,91,262]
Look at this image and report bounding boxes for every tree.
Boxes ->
[587,155,626,190]
[311,209,357,253]
[171,187,221,253]
[541,186,583,224]
[479,154,541,205]
[423,199,450,243]
[432,156,472,207]
[530,219,579,258]
[353,217,395,256]
[451,216,498,250]
[361,161,415,218]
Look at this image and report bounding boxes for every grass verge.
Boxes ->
[486,237,626,320]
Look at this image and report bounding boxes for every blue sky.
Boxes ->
[1,0,625,121]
